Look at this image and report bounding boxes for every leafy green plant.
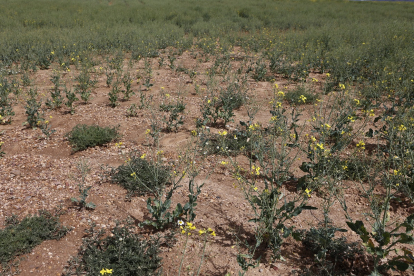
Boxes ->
[121,72,134,100]
[75,67,97,103]
[0,138,5,158]
[159,98,186,132]
[63,220,162,276]
[45,72,64,110]
[197,78,247,127]
[295,223,364,276]
[0,77,15,125]
[65,86,79,115]
[108,80,120,108]
[71,160,96,210]
[65,124,120,152]
[0,210,70,275]
[111,154,170,197]
[24,88,43,128]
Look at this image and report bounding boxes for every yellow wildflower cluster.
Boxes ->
[100,268,113,275]
[219,130,227,136]
[248,123,260,131]
[299,95,307,103]
[251,165,260,176]
[178,221,216,237]
[356,140,365,150]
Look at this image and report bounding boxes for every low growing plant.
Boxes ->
[111,154,170,197]
[65,124,120,152]
[63,220,162,276]
[0,210,70,275]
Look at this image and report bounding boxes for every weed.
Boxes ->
[24,88,43,128]
[65,86,79,115]
[65,124,120,152]
[63,220,161,276]
[45,73,64,110]
[75,67,97,103]
[71,160,96,210]
[0,210,70,274]
[111,154,170,197]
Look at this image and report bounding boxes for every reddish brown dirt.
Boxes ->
[1,49,413,276]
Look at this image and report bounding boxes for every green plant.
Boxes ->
[159,97,186,132]
[121,72,134,100]
[0,77,15,125]
[65,124,120,152]
[45,72,64,109]
[24,88,43,128]
[75,67,97,103]
[65,86,79,115]
[111,154,170,197]
[0,140,5,158]
[71,160,96,210]
[227,98,315,266]
[197,78,247,127]
[284,84,318,105]
[295,224,363,276]
[63,220,162,276]
[0,210,70,275]
[108,80,120,108]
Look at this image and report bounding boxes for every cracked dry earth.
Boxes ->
[1,50,413,276]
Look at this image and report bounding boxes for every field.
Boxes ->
[1,0,414,275]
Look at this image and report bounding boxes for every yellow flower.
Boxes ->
[165,93,170,98]
[253,187,258,191]
[339,83,346,90]
[220,161,228,165]
[130,172,137,178]
[398,125,407,131]
[100,268,113,275]
[207,99,211,104]
[199,229,206,235]
[145,129,151,135]
[275,101,282,107]
[140,153,146,159]
[393,170,399,176]
[219,130,227,136]
[299,95,307,103]
[305,188,311,198]
[157,150,164,155]
[356,140,365,150]
[191,130,197,136]
[277,91,285,97]
[312,78,318,82]
[316,143,324,150]
[326,73,330,77]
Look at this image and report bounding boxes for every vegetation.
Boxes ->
[1,0,414,275]
[0,211,70,275]
[65,124,120,152]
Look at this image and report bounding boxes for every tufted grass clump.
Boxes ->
[63,221,162,276]
[0,210,70,274]
[65,124,120,152]
[111,155,170,197]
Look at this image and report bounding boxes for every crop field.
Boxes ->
[1,0,414,275]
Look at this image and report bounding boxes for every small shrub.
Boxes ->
[0,210,70,273]
[63,221,162,276]
[111,155,170,196]
[65,124,120,152]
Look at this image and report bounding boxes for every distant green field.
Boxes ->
[1,0,414,97]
